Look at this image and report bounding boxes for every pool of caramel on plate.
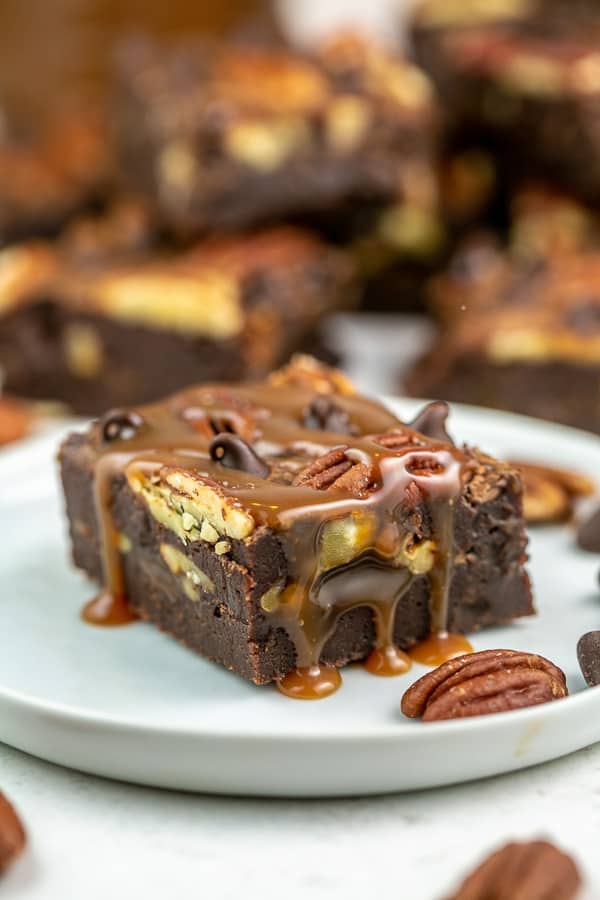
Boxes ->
[84,383,472,699]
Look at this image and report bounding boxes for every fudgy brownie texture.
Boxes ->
[411,0,600,205]
[407,247,600,432]
[0,228,353,414]
[116,33,438,237]
[59,358,533,688]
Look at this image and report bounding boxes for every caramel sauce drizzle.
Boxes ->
[85,382,472,698]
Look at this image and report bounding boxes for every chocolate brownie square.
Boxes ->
[59,357,533,696]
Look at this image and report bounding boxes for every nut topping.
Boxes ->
[401,649,567,722]
[269,354,355,396]
[448,840,581,900]
[293,446,375,496]
[0,792,26,875]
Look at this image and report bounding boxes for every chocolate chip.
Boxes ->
[576,505,600,552]
[209,433,269,478]
[408,401,454,444]
[99,409,145,444]
[302,396,358,435]
[577,631,600,686]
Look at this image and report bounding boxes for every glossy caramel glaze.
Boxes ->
[85,371,474,694]
[409,632,474,668]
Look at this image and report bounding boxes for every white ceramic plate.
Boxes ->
[1,400,600,797]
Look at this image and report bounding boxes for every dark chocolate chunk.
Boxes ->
[577,631,600,686]
[577,505,600,552]
[408,400,453,444]
[99,409,145,444]
[302,396,358,435]
[209,432,270,478]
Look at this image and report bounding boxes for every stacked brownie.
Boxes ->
[407,241,600,432]
[0,228,352,414]
[116,33,444,312]
[411,0,600,204]
[405,0,600,432]
[59,357,533,691]
[0,32,444,412]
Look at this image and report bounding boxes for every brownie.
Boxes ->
[0,228,353,414]
[0,113,112,245]
[116,33,438,236]
[411,1,600,206]
[407,248,600,432]
[59,357,533,693]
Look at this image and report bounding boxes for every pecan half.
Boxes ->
[447,840,581,900]
[0,792,26,875]
[293,446,375,496]
[510,460,594,525]
[401,649,567,722]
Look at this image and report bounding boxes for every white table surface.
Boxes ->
[2,314,600,898]
[2,741,599,899]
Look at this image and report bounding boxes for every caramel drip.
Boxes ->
[409,633,474,667]
[82,590,137,626]
[277,665,342,700]
[84,380,469,693]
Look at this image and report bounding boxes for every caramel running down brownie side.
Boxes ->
[407,249,600,433]
[116,33,437,236]
[0,227,353,414]
[59,358,533,699]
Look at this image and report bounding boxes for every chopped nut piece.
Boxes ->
[160,543,214,594]
[214,540,231,556]
[181,512,197,532]
[269,355,356,396]
[225,118,310,171]
[62,322,104,378]
[325,96,371,153]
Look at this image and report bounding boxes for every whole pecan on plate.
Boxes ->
[446,839,582,900]
[0,792,26,875]
[401,649,568,722]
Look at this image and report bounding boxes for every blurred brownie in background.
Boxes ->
[411,0,600,206]
[0,228,354,415]
[407,247,600,432]
[0,113,112,246]
[116,33,438,237]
